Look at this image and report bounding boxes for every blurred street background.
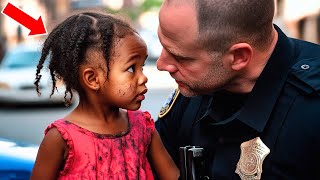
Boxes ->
[0,0,319,146]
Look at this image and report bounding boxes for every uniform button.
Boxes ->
[301,64,310,70]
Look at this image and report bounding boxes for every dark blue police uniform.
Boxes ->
[156,25,320,179]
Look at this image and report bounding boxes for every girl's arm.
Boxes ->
[148,129,180,180]
[30,128,68,180]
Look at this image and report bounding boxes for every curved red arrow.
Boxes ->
[1,2,47,36]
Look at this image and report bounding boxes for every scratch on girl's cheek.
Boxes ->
[118,84,134,97]
[118,89,126,96]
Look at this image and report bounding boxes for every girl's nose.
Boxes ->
[138,72,148,85]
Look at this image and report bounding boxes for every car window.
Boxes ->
[1,51,41,69]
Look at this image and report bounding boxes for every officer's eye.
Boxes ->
[128,65,135,73]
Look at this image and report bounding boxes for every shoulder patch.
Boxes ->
[158,88,180,118]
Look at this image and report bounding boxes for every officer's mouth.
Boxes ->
[175,80,186,88]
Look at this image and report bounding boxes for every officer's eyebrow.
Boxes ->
[158,30,193,60]
[166,47,193,60]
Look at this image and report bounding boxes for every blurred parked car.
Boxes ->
[0,43,67,106]
[0,137,38,179]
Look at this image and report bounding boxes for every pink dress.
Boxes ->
[45,110,155,180]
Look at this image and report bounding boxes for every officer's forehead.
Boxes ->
[159,2,198,45]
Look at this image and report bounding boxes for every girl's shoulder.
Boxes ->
[44,119,75,150]
[45,119,72,136]
[127,110,155,148]
[44,119,77,175]
[127,110,155,128]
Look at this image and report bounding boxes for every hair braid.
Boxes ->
[65,26,90,103]
[35,27,63,96]
[49,69,56,98]
[100,23,114,79]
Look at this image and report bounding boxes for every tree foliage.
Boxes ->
[107,0,162,21]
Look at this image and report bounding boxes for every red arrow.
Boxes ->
[1,2,47,36]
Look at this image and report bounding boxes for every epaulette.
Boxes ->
[158,88,180,118]
[289,57,320,95]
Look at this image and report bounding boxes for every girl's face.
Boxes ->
[100,33,148,110]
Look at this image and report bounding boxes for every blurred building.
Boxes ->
[0,3,6,63]
[275,0,320,44]
[1,0,48,48]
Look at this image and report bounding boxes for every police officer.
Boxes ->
[155,0,320,179]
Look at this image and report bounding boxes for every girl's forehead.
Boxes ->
[83,33,147,67]
[118,33,146,46]
[113,34,147,55]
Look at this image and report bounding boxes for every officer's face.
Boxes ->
[157,1,234,96]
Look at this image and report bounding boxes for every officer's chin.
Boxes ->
[179,87,200,97]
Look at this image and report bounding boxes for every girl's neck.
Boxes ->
[64,101,129,135]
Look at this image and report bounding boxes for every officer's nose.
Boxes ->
[156,49,178,73]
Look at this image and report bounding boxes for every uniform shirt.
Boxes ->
[156,25,320,179]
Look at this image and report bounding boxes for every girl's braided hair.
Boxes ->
[34,12,136,106]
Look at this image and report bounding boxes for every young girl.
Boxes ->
[30,12,179,180]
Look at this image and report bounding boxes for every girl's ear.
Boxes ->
[81,67,100,92]
[227,43,253,71]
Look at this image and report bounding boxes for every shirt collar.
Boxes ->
[237,25,296,132]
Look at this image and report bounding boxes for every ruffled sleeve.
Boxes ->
[44,120,75,175]
[142,111,155,146]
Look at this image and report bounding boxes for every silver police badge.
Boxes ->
[235,137,270,180]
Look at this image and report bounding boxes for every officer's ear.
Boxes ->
[226,43,253,71]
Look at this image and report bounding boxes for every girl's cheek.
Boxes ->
[118,89,126,96]
[117,84,135,97]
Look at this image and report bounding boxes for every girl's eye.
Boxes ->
[128,66,135,73]
[141,63,145,71]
